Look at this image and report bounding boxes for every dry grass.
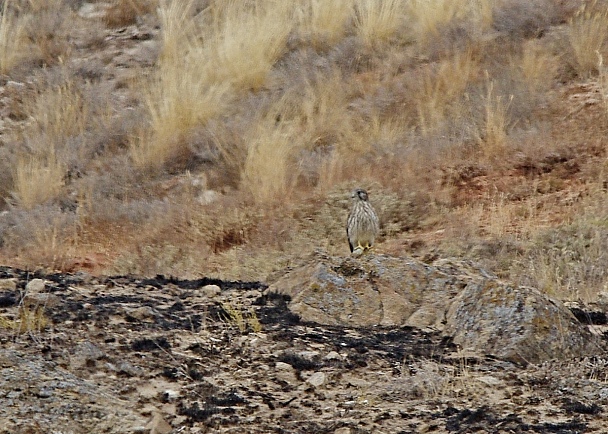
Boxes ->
[416,50,479,136]
[0,0,606,308]
[242,114,300,204]
[406,0,492,45]
[200,0,294,90]
[354,0,405,46]
[478,78,513,156]
[297,0,353,48]
[132,0,294,170]
[12,153,65,209]
[0,1,28,74]
[568,0,608,77]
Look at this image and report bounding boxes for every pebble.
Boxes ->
[275,362,294,371]
[324,351,342,361]
[201,285,221,298]
[126,306,156,320]
[306,371,326,387]
[25,279,46,293]
[0,279,17,290]
[22,293,61,308]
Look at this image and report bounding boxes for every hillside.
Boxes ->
[3,1,608,433]
[0,0,605,303]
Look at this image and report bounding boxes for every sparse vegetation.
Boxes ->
[0,0,606,304]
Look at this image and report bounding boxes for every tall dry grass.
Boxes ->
[0,1,28,74]
[478,79,513,156]
[406,0,492,44]
[416,50,479,136]
[132,0,294,170]
[354,0,405,45]
[568,0,608,77]
[242,103,302,203]
[297,0,353,47]
[12,153,64,209]
[10,79,89,209]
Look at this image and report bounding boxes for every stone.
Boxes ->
[22,293,61,308]
[445,280,599,364]
[0,279,17,291]
[25,279,46,293]
[306,371,326,387]
[270,251,602,363]
[323,351,342,361]
[275,362,294,371]
[126,306,156,321]
[201,284,221,298]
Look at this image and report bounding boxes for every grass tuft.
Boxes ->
[568,0,608,77]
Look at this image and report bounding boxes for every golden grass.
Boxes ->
[0,307,49,334]
[416,50,479,136]
[516,40,559,94]
[26,81,88,140]
[199,0,294,91]
[220,302,262,333]
[133,0,294,170]
[104,0,157,27]
[354,0,405,45]
[297,0,353,47]
[242,119,300,204]
[568,0,608,77]
[407,0,492,43]
[13,153,64,209]
[479,79,513,156]
[0,1,28,74]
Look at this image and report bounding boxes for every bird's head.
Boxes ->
[351,188,369,201]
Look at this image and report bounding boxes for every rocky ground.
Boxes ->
[1,261,608,434]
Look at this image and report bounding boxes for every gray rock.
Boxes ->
[25,279,46,293]
[270,251,601,363]
[201,284,221,298]
[445,280,599,364]
[22,293,61,308]
[306,371,326,387]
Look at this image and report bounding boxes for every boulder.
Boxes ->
[446,279,599,364]
[269,251,601,363]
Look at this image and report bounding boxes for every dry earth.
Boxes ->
[1,263,608,434]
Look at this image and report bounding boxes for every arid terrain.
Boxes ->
[2,0,608,432]
[1,264,608,434]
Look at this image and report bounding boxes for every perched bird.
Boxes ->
[347,188,380,256]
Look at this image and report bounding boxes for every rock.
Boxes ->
[25,279,46,293]
[445,280,600,364]
[126,306,156,321]
[270,251,601,363]
[270,252,482,327]
[274,362,299,384]
[201,284,221,298]
[22,293,61,308]
[323,351,342,361]
[274,362,293,371]
[70,341,105,369]
[0,279,17,291]
[306,371,326,387]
